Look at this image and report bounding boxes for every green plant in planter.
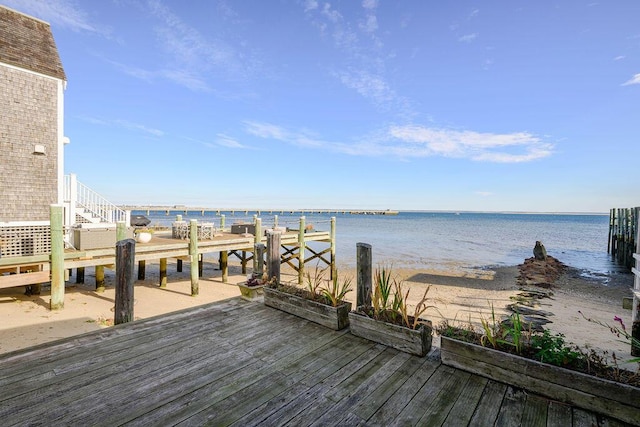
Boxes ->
[359,265,438,330]
[321,274,353,307]
[479,303,500,349]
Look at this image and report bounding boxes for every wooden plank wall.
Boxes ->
[608,207,639,270]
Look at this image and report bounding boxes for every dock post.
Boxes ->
[76,267,85,284]
[116,221,126,241]
[356,243,372,308]
[198,254,203,277]
[241,251,247,274]
[298,216,306,285]
[255,218,262,243]
[267,230,282,283]
[138,260,146,280]
[330,217,336,280]
[96,266,105,292]
[189,219,199,295]
[254,243,265,277]
[159,258,167,288]
[50,204,64,310]
[221,251,228,283]
[115,239,135,324]
[220,214,226,231]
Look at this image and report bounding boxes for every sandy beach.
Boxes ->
[0,259,636,371]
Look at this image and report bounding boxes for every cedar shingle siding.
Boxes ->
[0,6,66,222]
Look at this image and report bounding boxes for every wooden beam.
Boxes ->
[0,271,50,289]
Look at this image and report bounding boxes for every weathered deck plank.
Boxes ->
[0,298,632,426]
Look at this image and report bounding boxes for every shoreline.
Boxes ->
[0,260,635,371]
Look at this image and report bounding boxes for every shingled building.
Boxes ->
[0,5,68,223]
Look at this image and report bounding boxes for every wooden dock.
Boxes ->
[122,206,400,216]
[0,298,631,426]
[1,219,335,303]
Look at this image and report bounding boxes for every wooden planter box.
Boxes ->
[440,336,640,426]
[237,283,265,301]
[348,312,432,357]
[263,287,351,330]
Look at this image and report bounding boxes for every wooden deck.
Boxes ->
[0,299,633,426]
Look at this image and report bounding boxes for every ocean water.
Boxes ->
[135,210,621,278]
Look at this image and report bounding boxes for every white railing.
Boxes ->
[63,174,129,226]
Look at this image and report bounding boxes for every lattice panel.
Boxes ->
[0,226,51,258]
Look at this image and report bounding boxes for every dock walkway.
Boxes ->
[0,299,631,426]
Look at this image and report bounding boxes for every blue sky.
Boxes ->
[5,0,640,212]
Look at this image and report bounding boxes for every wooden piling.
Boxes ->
[254,243,265,278]
[357,242,372,308]
[241,251,247,274]
[159,258,167,288]
[298,216,306,285]
[267,230,282,283]
[115,239,135,324]
[76,267,85,284]
[189,219,198,295]
[95,266,105,292]
[330,217,336,280]
[138,260,146,280]
[220,251,228,283]
[116,221,126,242]
[198,254,203,277]
[50,205,64,310]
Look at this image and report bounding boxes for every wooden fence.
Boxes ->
[632,221,640,356]
[607,207,639,270]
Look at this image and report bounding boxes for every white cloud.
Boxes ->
[114,120,164,137]
[3,0,110,35]
[144,0,252,92]
[245,121,553,163]
[360,14,378,34]
[475,191,493,197]
[160,69,210,92]
[388,126,553,162]
[214,134,246,149]
[336,69,395,105]
[244,122,322,148]
[614,55,625,61]
[304,0,318,12]
[458,33,478,43]
[362,0,378,10]
[80,116,164,137]
[622,73,640,86]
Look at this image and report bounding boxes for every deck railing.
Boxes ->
[64,174,129,225]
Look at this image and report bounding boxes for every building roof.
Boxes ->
[0,6,66,81]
